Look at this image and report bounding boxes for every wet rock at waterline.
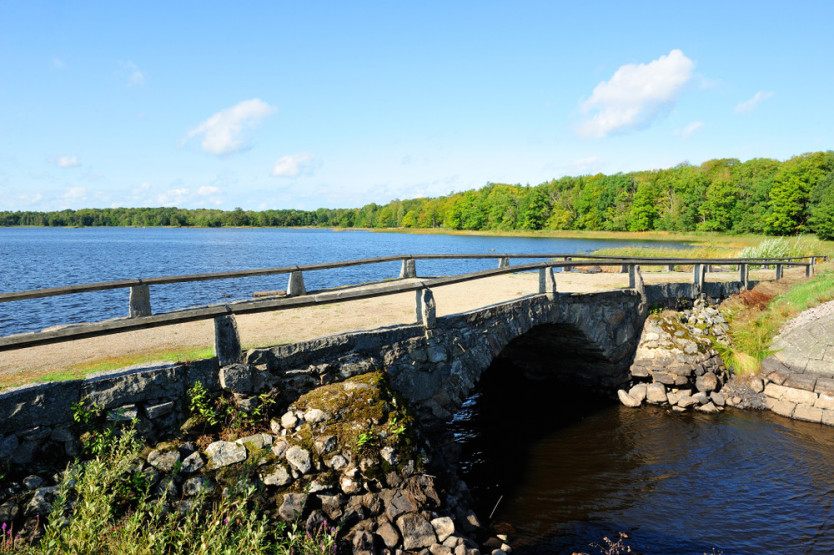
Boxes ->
[621,298,730,413]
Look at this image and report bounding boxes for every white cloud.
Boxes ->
[63,187,87,201]
[271,152,315,177]
[198,186,220,195]
[674,121,704,139]
[186,99,276,156]
[734,91,773,115]
[570,156,602,172]
[52,58,67,70]
[17,193,43,205]
[118,61,145,87]
[157,188,190,206]
[56,155,79,167]
[578,49,695,139]
[133,182,151,194]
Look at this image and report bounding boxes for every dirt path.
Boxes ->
[0,267,795,387]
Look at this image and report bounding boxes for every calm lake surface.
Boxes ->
[0,227,686,336]
[450,359,834,554]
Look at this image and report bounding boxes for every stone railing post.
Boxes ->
[806,260,814,278]
[129,283,152,318]
[498,256,510,269]
[633,265,648,316]
[539,267,556,295]
[563,256,572,272]
[666,264,675,272]
[628,264,639,289]
[693,263,706,289]
[620,263,629,273]
[415,288,436,329]
[739,263,749,290]
[287,270,306,296]
[775,263,783,280]
[214,311,241,366]
[399,258,416,279]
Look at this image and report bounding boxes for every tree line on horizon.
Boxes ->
[3,151,834,240]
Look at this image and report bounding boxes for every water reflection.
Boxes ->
[449,359,834,554]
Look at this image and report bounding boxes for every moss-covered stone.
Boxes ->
[287,372,423,477]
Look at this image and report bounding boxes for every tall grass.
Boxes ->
[590,245,733,259]
[725,268,834,374]
[737,235,821,259]
[11,428,337,554]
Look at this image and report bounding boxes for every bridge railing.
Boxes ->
[0,254,823,359]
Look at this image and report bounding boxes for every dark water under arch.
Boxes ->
[448,358,834,554]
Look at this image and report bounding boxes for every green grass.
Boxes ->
[725,267,834,374]
[8,427,337,554]
[68,347,215,375]
[1,347,216,390]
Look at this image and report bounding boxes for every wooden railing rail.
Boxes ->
[0,256,820,355]
[0,253,821,304]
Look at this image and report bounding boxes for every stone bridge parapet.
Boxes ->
[0,280,749,467]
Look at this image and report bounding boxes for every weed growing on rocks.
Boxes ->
[185,381,277,441]
[15,427,339,554]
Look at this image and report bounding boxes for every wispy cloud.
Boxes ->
[271,152,315,177]
[63,187,87,201]
[198,186,220,195]
[570,156,602,173]
[118,61,145,87]
[734,91,773,115]
[578,49,695,139]
[52,58,67,70]
[157,188,190,206]
[674,121,704,139]
[56,155,80,168]
[17,193,44,206]
[186,99,276,156]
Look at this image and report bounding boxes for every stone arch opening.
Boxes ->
[492,322,633,392]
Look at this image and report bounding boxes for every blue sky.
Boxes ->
[1,1,832,212]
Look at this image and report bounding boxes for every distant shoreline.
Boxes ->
[0,224,770,247]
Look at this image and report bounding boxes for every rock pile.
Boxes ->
[618,298,730,413]
[0,372,499,554]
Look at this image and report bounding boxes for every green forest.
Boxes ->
[4,151,834,239]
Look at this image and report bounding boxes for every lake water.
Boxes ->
[450,359,834,554]
[0,227,686,336]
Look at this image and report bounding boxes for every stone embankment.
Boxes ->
[618,297,734,414]
[620,293,834,429]
[0,371,500,554]
[758,299,834,425]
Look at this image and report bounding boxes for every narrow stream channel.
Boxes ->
[448,359,834,554]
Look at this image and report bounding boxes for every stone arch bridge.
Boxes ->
[0,278,748,447]
[243,280,744,423]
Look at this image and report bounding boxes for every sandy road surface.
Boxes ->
[0,267,792,386]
